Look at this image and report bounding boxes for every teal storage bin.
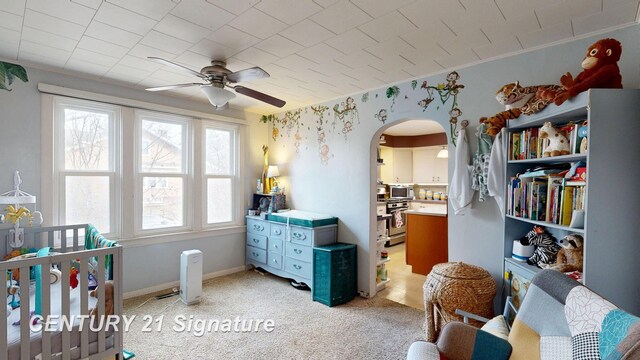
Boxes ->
[313,243,357,307]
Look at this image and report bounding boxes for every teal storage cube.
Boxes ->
[313,243,357,307]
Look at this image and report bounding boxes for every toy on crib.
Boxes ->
[543,234,584,273]
[539,122,570,157]
[6,279,20,309]
[89,281,114,323]
[519,225,561,268]
[70,267,79,289]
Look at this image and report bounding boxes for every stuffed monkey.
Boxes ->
[544,234,584,273]
[89,281,114,320]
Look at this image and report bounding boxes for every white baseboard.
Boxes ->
[123,265,246,299]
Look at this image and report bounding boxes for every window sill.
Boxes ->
[117,225,247,247]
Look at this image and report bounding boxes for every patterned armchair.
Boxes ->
[407,269,640,360]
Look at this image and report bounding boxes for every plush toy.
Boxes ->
[543,234,583,273]
[70,267,79,289]
[539,122,570,157]
[89,281,114,320]
[539,38,623,106]
[482,82,563,136]
[520,225,561,268]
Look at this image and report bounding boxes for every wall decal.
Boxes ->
[386,85,400,111]
[0,61,28,91]
[320,144,332,166]
[411,80,418,90]
[375,109,388,124]
[332,97,359,140]
[361,92,369,103]
[416,71,465,145]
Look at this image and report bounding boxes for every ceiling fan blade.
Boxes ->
[213,103,228,111]
[145,83,205,92]
[234,86,286,108]
[147,57,208,80]
[227,67,269,83]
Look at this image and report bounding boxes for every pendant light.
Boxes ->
[437,146,448,158]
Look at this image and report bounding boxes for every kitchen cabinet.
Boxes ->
[413,147,448,184]
[406,213,448,275]
[380,146,447,184]
[379,146,394,184]
[392,148,413,183]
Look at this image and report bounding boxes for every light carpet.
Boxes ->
[123,270,425,359]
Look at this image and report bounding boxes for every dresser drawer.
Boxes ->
[247,233,267,250]
[269,238,283,254]
[286,243,312,262]
[247,218,269,236]
[289,226,312,246]
[247,247,267,264]
[270,223,286,240]
[285,257,312,280]
[267,253,283,270]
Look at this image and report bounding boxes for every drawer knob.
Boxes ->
[273,259,279,264]
[293,248,302,254]
[293,232,306,240]
[252,252,259,257]
[273,244,279,249]
[252,238,259,243]
[293,264,302,270]
[274,229,282,235]
[253,224,264,231]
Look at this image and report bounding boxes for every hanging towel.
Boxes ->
[488,127,508,218]
[85,224,118,280]
[394,211,404,228]
[449,128,474,214]
[472,123,494,201]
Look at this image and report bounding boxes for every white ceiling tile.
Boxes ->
[309,60,353,76]
[118,55,165,72]
[128,44,177,62]
[140,31,193,56]
[104,0,177,21]
[231,47,279,66]
[208,26,261,51]
[19,50,69,67]
[71,0,102,9]
[106,63,153,80]
[536,0,602,28]
[298,43,344,63]
[481,13,540,43]
[20,41,72,62]
[358,11,418,42]
[518,21,573,49]
[573,0,639,35]
[603,0,640,10]
[205,0,260,15]
[348,76,385,91]
[364,37,414,61]
[262,63,296,77]
[256,0,323,25]
[189,38,239,61]
[493,0,558,21]
[0,0,26,16]
[254,35,304,57]
[21,27,78,52]
[400,28,452,57]
[312,0,339,8]
[0,40,19,60]
[23,9,86,40]
[154,14,212,44]
[472,35,522,60]
[350,0,417,18]
[274,54,318,72]
[310,0,372,34]
[85,21,143,48]
[172,51,215,70]
[402,59,444,78]
[170,0,235,31]
[226,58,260,72]
[398,1,464,28]
[26,0,96,26]
[451,0,505,31]
[433,48,479,69]
[104,70,150,84]
[335,49,382,69]
[368,55,413,74]
[280,19,335,47]
[65,58,111,76]
[437,28,491,55]
[69,48,121,67]
[94,3,158,36]
[228,9,289,40]
[78,36,129,58]
[0,10,22,31]
[0,27,20,45]
[324,28,377,54]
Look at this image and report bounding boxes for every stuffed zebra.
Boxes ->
[520,225,561,268]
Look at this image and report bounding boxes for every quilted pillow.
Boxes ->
[481,315,510,340]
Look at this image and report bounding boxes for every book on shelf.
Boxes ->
[509,121,587,160]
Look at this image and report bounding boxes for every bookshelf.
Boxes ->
[503,89,640,315]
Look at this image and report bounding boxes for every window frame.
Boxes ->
[201,121,241,228]
[134,110,193,236]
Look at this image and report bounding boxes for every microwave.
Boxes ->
[389,186,413,199]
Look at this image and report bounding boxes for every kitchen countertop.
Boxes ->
[405,210,447,217]
[410,199,447,204]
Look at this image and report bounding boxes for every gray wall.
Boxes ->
[0,64,268,293]
[266,25,640,297]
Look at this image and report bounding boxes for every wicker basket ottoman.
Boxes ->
[423,262,497,342]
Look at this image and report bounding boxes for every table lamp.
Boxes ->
[267,165,280,194]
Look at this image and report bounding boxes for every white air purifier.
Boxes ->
[180,249,203,305]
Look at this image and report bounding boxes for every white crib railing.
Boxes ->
[1,225,123,360]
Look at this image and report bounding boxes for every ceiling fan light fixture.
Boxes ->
[200,84,236,107]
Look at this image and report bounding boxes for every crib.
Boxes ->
[1,224,123,359]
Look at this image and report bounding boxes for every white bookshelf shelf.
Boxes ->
[508,154,587,164]
[505,215,585,233]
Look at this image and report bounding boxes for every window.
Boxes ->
[203,124,238,225]
[49,94,244,242]
[136,111,190,233]
[55,99,120,237]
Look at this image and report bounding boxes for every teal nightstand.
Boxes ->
[312,243,357,307]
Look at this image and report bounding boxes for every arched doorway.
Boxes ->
[369,119,449,309]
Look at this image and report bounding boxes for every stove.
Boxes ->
[386,199,408,246]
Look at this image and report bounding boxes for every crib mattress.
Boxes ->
[266,210,338,227]
[5,282,112,359]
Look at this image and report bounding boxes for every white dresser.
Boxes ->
[246,215,337,289]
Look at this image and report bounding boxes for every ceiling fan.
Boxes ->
[145,57,286,110]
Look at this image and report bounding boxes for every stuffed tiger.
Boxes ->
[520,225,561,268]
[482,82,563,136]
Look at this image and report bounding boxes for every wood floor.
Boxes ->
[377,242,426,310]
